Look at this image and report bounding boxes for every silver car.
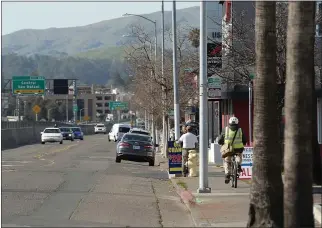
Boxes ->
[115,133,158,166]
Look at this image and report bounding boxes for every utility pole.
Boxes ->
[72,80,77,122]
[198,1,211,193]
[172,1,180,140]
[66,95,69,122]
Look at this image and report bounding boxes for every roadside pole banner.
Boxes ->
[168,141,182,174]
[240,147,253,179]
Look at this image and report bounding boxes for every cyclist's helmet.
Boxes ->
[229,116,239,125]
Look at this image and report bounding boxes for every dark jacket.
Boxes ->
[217,124,247,152]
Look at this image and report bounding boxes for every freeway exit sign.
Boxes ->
[12,76,45,95]
[109,101,128,111]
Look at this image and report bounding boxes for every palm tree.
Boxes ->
[283,2,316,227]
[247,2,283,227]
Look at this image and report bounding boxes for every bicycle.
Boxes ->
[230,153,239,188]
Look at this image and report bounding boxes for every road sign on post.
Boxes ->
[208,75,222,99]
[32,105,41,114]
[12,76,45,95]
[109,101,128,111]
[73,104,78,112]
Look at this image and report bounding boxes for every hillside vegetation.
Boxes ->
[2,6,200,56]
[1,53,129,86]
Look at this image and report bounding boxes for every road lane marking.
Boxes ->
[2,165,24,167]
[34,144,78,159]
[2,161,31,164]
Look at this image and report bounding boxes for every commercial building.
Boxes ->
[218,1,322,152]
[46,85,116,122]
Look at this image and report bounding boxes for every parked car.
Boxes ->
[108,123,131,142]
[41,128,63,144]
[71,127,84,140]
[59,127,74,141]
[115,133,158,166]
[94,123,107,134]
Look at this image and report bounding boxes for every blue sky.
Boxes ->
[2,0,201,35]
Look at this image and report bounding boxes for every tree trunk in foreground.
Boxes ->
[284,2,315,227]
[247,2,284,227]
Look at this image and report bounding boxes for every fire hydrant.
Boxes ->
[187,150,199,177]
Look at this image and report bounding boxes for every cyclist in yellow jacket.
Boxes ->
[218,117,247,184]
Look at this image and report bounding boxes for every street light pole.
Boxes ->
[47,108,53,121]
[79,108,87,122]
[172,1,180,140]
[198,1,211,193]
[122,12,157,144]
[161,0,168,156]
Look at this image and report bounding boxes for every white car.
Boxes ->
[41,128,63,144]
[94,124,107,134]
[129,128,150,136]
[108,123,131,142]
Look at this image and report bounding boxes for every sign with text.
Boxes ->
[240,147,253,179]
[109,101,128,111]
[207,42,222,75]
[208,75,222,99]
[168,141,182,174]
[12,76,45,95]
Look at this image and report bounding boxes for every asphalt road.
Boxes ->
[2,135,194,227]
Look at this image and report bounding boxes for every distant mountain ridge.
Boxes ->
[2,6,201,57]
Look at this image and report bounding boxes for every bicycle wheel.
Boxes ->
[232,161,238,188]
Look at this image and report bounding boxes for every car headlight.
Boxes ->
[69,134,71,136]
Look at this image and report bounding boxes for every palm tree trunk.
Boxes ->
[247,2,283,227]
[284,2,316,227]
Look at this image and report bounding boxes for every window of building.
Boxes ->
[96,96,102,101]
[105,110,110,114]
[104,96,111,100]
[105,103,109,107]
[96,103,103,108]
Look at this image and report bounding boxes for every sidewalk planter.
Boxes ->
[187,150,199,177]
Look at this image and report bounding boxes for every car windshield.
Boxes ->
[59,128,71,132]
[97,124,105,127]
[119,127,130,133]
[122,134,151,142]
[131,131,149,135]
[71,128,81,132]
[44,129,60,133]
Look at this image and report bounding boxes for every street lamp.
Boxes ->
[47,108,54,121]
[123,12,157,144]
[79,108,87,122]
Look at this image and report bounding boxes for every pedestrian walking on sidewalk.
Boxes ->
[177,126,198,177]
[218,117,247,184]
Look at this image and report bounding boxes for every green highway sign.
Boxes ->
[73,105,78,112]
[109,101,128,111]
[12,76,45,95]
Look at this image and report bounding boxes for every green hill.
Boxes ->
[2,6,201,57]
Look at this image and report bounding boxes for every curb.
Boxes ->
[170,177,199,227]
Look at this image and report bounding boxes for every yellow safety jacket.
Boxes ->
[224,126,244,149]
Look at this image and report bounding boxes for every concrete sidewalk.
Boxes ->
[170,166,322,227]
